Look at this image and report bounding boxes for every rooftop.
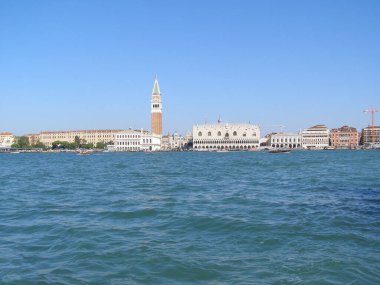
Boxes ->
[40,129,124,134]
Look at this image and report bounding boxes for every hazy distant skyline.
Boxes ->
[1,0,379,136]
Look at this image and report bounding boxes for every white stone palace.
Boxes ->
[193,121,260,151]
[112,130,161,152]
[270,133,302,149]
[301,124,330,149]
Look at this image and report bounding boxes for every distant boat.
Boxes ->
[10,151,20,154]
[323,147,335,150]
[364,144,380,150]
[77,150,92,156]
[269,149,290,154]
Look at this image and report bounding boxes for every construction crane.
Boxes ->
[363,108,380,144]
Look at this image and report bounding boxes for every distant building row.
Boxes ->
[1,124,379,150]
[267,124,380,149]
[0,129,190,151]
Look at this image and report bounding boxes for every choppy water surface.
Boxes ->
[0,151,379,284]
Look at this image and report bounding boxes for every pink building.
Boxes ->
[330,126,358,149]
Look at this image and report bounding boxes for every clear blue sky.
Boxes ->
[1,0,379,136]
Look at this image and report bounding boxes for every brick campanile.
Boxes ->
[151,76,162,135]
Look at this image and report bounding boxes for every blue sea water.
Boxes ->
[0,151,379,284]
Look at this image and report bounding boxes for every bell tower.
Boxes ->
[151,76,162,135]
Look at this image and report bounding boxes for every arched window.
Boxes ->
[208,131,212,136]
[217,131,221,136]
[198,132,202,136]
[225,133,229,137]
[243,133,247,137]
[233,131,237,136]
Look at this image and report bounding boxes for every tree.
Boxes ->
[74,136,81,147]
[52,141,62,149]
[33,141,47,150]
[96,142,106,149]
[19,136,30,148]
[52,141,73,149]
[81,143,94,149]
[15,136,30,148]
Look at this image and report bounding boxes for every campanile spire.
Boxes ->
[151,76,162,135]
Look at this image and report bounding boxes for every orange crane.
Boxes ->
[363,108,380,144]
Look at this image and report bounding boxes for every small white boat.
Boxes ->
[269,149,290,154]
[77,150,92,156]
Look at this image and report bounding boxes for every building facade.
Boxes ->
[0,132,15,148]
[26,134,41,145]
[151,77,162,136]
[361,126,380,145]
[162,132,189,150]
[270,133,302,149]
[301,125,330,149]
[112,130,161,151]
[39,129,123,147]
[330,126,358,149]
[193,122,260,151]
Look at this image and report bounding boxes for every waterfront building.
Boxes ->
[270,133,302,149]
[151,77,163,136]
[112,130,161,151]
[192,121,260,150]
[161,135,170,150]
[0,132,15,148]
[162,132,188,150]
[330,126,358,149]
[26,134,41,146]
[184,132,193,149]
[301,125,330,149]
[39,129,123,147]
[361,126,380,145]
[259,135,271,147]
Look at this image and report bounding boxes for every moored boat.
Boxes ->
[269,149,290,154]
[77,150,92,155]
